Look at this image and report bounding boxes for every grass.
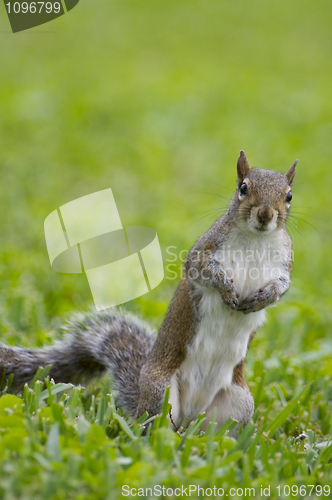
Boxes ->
[0,373,331,499]
[0,0,332,498]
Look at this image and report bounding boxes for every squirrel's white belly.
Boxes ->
[168,233,287,427]
[169,287,265,426]
[220,232,288,301]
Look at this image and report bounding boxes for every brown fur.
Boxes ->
[134,278,196,419]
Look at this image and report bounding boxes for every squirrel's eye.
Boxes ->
[286,191,292,203]
[240,183,248,196]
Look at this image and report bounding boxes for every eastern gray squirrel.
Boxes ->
[0,151,297,437]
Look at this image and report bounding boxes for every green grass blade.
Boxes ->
[265,382,313,437]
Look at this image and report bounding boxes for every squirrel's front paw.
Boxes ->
[220,280,240,310]
[238,286,278,314]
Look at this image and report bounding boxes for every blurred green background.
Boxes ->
[0,0,331,361]
[1,2,332,496]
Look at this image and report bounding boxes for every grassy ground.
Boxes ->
[0,0,332,498]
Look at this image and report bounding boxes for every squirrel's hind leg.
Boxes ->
[202,382,254,438]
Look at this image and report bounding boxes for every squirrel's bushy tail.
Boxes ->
[0,309,155,416]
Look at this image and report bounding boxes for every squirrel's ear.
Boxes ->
[285,159,298,186]
[237,150,251,185]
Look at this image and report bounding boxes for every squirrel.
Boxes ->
[0,151,297,437]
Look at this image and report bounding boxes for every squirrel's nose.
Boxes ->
[257,207,274,225]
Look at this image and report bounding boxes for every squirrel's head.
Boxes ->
[234,150,297,233]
